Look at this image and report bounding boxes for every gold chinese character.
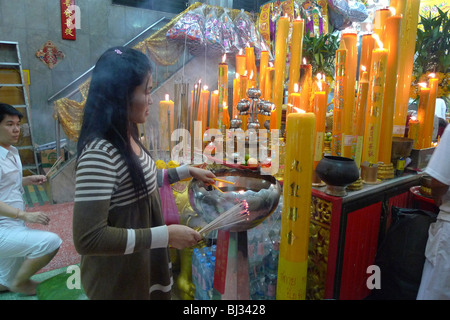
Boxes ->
[290,159,302,172]
[287,207,298,221]
[65,28,74,36]
[286,231,296,245]
[289,182,300,198]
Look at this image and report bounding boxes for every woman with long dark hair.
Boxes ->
[73,47,215,300]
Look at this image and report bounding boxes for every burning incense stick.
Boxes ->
[213,178,235,185]
[199,201,250,234]
[45,156,63,177]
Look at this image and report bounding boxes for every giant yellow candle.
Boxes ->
[218,55,228,129]
[392,0,421,137]
[273,15,290,129]
[416,83,430,149]
[332,40,347,156]
[160,94,175,151]
[259,50,269,100]
[270,105,277,130]
[236,49,246,76]
[362,39,388,165]
[288,18,305,96]
[353,68,369,168]
[210,90,219,129]
[378,15,402,165]
[423,74,439,148]
[265,64,275,102]
[277,110,315,300]
[359,33,375,81]
[342,32,358,159]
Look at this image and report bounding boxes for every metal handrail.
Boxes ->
[47,16,170,103]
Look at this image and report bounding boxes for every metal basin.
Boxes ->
[188,169,281,232]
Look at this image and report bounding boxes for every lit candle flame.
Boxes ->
[418,82,427,88]
[213,90,218,94]
[203,85,208,91]
[222,54,227,64]
[411,116,417,121]
[294,83,299,93]
[361,65,367,72]
[389,7,396,16]
[372,34,384,49]
[269,62,274,68]
[244,70,248,77]
[303,58,307,65]
[165,94,170,101]
[223,102,227,108]
[250,70,254,80]
[293,107,306,113]
[317,79,323,92]
[235,73,240,79]
[428,73,436,78]
[239,49,243,55]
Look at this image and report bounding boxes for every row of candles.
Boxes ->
[157,0,432,300]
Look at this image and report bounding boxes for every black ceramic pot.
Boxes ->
[315,155,359,197]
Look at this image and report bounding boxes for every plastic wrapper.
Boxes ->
[204,8,221,46]
[327,0,368,30]
[220,9,242,54]
[234,9,259,48]
[300,0,326,36]
[166,5,206,44]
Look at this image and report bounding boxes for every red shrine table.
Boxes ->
[306,174,423,300]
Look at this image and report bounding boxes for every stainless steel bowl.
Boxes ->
[188,169,282,232]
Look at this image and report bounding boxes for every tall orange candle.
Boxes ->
[391,0,421,137]
[218,54,228,129]
[359,33,375,81]
[332,40,347,156]
[160,94,175,151]
[259,50,269,100]
[270,105,277,130]
[342,32,358,158]
[222,102,230,129]
[416,83,431,149]
[299,60,313,112]
[236,49,246,76]
[277,110,315,300]
[373,8,392,44]
[353,68,369,168]
[210,90,219,129]
[288,18,305,96]
[362,37,388,165]
[264,64,275,102]
[378,15,402,165]
[198,86,210,136]
[313,82,326,166]
[408,117,420,149]
[245,47,257,83]
[423,74,439,147]
[273,15,290,129]
[288,83,301,115]
[232,73,241,118]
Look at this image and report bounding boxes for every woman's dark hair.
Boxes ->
[77,46,152,198]
[0,103,23,123]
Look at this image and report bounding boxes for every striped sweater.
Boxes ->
[73,139,188,299]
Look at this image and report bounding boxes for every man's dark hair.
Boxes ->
[0,103,23,123]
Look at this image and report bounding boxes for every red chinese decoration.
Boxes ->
[60,0,76,40]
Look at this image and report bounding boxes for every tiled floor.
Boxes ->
[0,202,81,300]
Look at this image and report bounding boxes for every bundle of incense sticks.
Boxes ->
[199,201,250,235]
[45,156,63,178]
